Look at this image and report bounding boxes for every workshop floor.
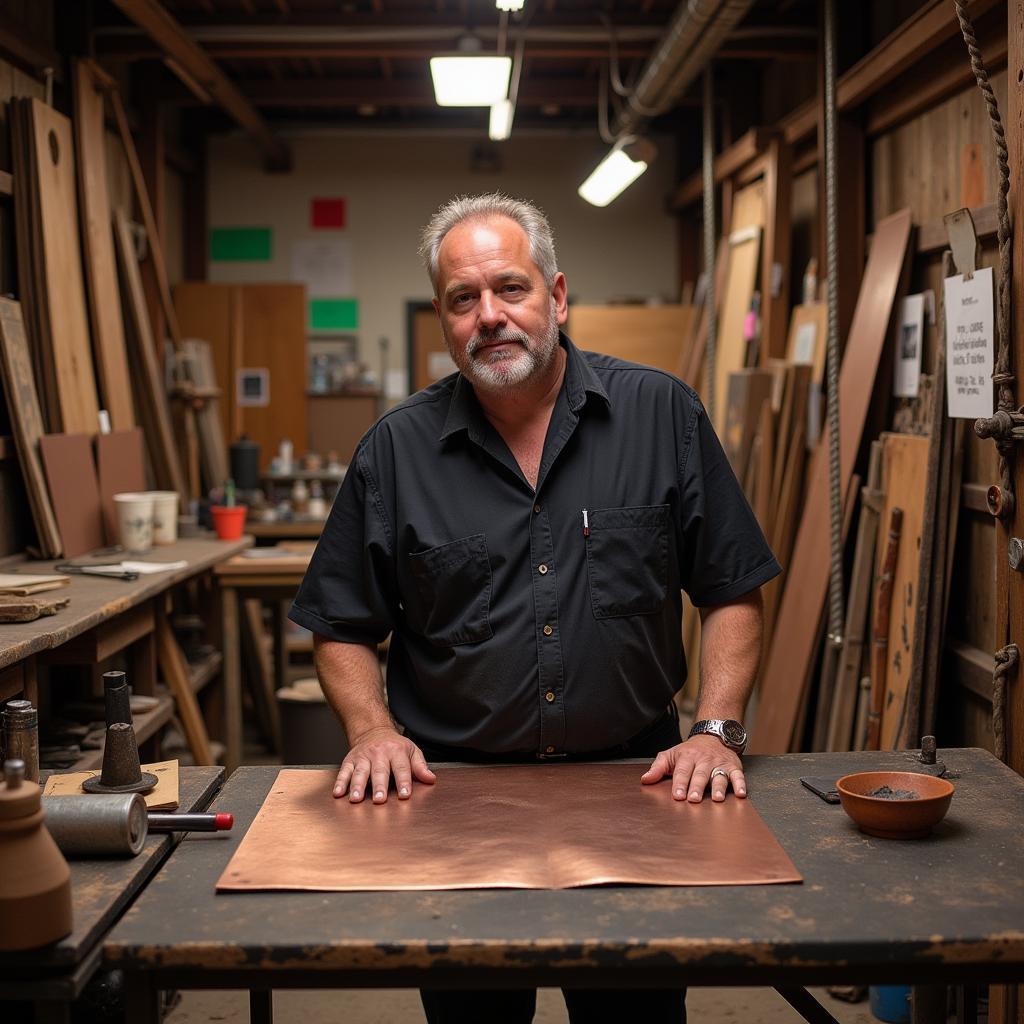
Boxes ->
[167,985,878,1023]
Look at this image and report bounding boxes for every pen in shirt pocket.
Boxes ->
[582,509,589,538]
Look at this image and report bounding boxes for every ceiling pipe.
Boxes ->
[615,0,756,136]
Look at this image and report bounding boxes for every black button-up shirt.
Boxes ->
[290,334,780,756]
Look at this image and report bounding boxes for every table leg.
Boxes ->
[123,972,160,1024]
[912,985,947,1024]
[774,988,842,1024]
[272,600,288,693]
[250,988,273,1024]
[222,584,242,774]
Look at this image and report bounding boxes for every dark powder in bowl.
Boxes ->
[867,785,920,800]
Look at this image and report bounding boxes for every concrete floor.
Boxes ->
[167,985,877,1023]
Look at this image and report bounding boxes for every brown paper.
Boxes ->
[43,758,179,809]
[218,765,802,892]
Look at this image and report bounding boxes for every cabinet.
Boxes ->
[173,282,308,463]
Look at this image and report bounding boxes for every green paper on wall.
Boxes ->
[310,298,359,330]
[210,227,272,261]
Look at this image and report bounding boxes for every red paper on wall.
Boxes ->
[311,198,346,229]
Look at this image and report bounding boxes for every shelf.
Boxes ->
[188,649,223,695]
[67,694,175,772]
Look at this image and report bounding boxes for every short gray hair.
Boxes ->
[419,192,558,293]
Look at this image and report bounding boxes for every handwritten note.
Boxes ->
[944,267,994,419]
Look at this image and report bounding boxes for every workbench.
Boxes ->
[213,547,312,772]
[0,537,250,771]
[0,766,224,1024]
[104,749,1024,1023]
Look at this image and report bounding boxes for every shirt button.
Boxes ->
[546,745,555,753]
[533,504,541,514]
[545,691,555,703]
[538,563,548,575]
[542,624,553,636]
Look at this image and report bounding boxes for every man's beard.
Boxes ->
[447,307,561,394]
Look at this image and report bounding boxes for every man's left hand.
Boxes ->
[640,734,746,802]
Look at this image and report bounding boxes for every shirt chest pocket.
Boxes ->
[586,505,670,618]
[405,533,494,647]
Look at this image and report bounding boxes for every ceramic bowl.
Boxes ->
[835,771,954,840]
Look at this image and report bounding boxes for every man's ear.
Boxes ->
[551,272,568,325]
[432,296,441,318]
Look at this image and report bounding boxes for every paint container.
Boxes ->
[113,492,154,553]
[148,491,180,544]
[870,985,911,1024]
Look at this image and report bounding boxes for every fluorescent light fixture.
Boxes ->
[430,55,511,107]
[578,138,654,207]
[496,0,526,10]
[489,98,514,140]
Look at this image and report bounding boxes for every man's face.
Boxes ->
[432,216,568,394]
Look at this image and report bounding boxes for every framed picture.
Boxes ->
[237,367,270,407]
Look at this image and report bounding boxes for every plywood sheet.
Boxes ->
[28,98,101,435]
[0,298,62,556]
[876,432,929,750]
[713,181,765,429]
[96,428,146,545]
[74,59,135,431]
[39,433,104,558]
[749,208,913,754]
[569,305,696,375]
[218,766,802,892]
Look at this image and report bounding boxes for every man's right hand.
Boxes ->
[334,726,437,803]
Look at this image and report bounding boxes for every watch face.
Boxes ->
[723,721,747,746]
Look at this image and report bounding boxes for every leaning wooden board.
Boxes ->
[0,298,62,557]
[114,211,187,502]
[27,98,101,435]
[749,207,912,754]
[876,432,929,750]
[73,59,135,431]
[712,182,765,430]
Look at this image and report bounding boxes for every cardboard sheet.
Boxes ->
[217,765,802,892]
[44,759,179,809]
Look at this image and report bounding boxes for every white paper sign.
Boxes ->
[291,239,353,297]
[893,293,924,398]
[793,321,817,365]
[944,267,995,419]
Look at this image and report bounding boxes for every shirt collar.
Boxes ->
[439,333,610,443]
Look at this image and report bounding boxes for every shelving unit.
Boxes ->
[68,694,174,772]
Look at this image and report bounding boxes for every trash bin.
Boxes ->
[277,678,349,766]
[870,985,911,1024]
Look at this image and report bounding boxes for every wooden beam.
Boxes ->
[670,128,775,210]
[0,12,62,79]
[946,640,994,703]
[108,0,290,170]
[781,0,1002,146]
[230,77,601,108]
[917,203,998,255]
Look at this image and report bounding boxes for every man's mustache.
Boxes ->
[466,329,530,357]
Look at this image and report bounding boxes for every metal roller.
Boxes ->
[43,793,149,857]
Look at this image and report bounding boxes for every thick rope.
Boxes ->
[954,0,1017,758]
[955,1,1013,499]
[823,0,844,646]
[993,645,1019,763]
[703,67,717,424]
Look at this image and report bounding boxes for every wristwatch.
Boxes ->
[688,719,747,755]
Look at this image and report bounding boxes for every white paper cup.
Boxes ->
[113,492,154,553]
[148,491,180,545]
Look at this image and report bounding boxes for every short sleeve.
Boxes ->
[288,446,398,644]
[677,402,781,607]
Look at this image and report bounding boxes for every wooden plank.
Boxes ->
[712,182,764,430]
[568,305,696,375]
[39,433,105,558]
[113,210,187,501]
[722,369,773,486]
[108,88,183,349]
[917,204,998,255]
[749,208,913,754]
[875,433,930,750]
[0,297,62,556]
[680,237,729,396]
[95,428,147,546]
[41,602,154,664]
[155,605,214,766]
[180,339,229,491]
[27,98,101,435]
[785,302,828,390]
[867,506,903,751]
[827,441,883,751]
[73,59,135,431]
[670,128,775,210]
[175,283,235,443]
[760,137,793,363]
[946,640,995,703]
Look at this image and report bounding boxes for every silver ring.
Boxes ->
[711,767,729,781]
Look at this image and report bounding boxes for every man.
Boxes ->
[290,193,780,1023]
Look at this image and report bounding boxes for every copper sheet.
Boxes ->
[218,766,802,891]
